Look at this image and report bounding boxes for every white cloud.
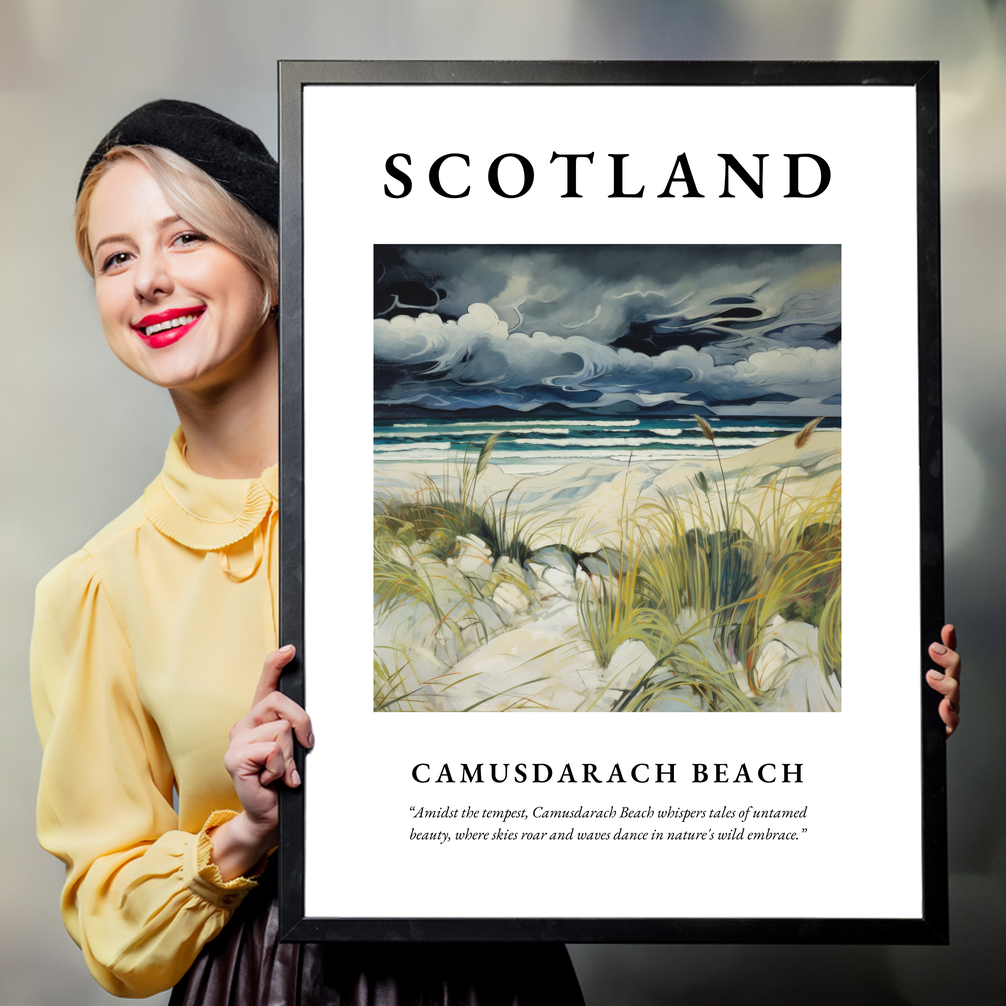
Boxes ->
[374,304,841,404]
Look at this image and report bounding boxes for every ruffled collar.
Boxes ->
[143,428,278,551]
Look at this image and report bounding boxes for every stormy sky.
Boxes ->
[374,244,841,416]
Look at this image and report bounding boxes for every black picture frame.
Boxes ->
[277,60,945,944]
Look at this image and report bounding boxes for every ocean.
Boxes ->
[374,415,841,474]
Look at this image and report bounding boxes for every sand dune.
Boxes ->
[374,432,841,713]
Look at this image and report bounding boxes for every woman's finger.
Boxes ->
[925,668,959,704]
[252,644,296,707]
[242,690,314,749]
[939,697,961,737]
[224,738,287,787]
[233,718,301,788]
[927,622,961,736]
[925,678,961,736]
[260,743,288,787]
[941,623,957,653]
[928,642,961,678]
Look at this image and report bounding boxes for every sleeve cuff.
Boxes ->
[182,810,269,909]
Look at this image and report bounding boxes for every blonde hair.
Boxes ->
[75,145,279,322]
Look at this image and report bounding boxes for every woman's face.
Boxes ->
[87,158,270,393]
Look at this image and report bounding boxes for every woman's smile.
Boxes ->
[133,305,207,347]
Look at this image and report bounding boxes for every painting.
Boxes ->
[282,61,945,943]
[373,244,841,713]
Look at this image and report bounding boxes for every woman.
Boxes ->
[33,99,962,1003]
[31,100,585,1003]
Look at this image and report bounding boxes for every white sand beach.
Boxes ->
[374,432,841,713]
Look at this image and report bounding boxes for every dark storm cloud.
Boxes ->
[374,244,841,413]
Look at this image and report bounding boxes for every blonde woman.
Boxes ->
[32,100,585,1004]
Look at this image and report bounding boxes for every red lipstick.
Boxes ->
[132,306,205,349]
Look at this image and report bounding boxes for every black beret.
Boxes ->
[78,99,278,228]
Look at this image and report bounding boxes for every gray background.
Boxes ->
[1,1,1003,1003]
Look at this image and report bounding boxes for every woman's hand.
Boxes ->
[209,645,314,881]
[926,624,961,738]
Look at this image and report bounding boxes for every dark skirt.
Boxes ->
[169,870,585,1006]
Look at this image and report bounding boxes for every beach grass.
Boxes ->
[606,420,840,709]
[374,421,841,712]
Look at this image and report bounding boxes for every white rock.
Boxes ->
[602,638,657,689]
[575,567,608,600]
[493,556,525,581]
[581,639,657,711]
[753,615,841,712]
[539,564,576,600]
[647,688,705,712]
[448,534,493,579]
[493,581,530,619]
[526,560,547,580]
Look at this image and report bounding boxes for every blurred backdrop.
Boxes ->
[1,1,1004,1003]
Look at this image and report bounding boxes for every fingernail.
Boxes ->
[306,732,315,748]
[931,643,947,654]
[928,670,944,679]
[280,644,295,655]
[292,768,301,787]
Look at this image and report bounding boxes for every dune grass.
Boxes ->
[577,418,841,710]
[374,434,541,565]
[374,421,841,712]
[373,436,550,709]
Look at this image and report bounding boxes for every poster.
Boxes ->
[278,62,945,942]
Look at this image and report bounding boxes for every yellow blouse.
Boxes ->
[31,428,279,998]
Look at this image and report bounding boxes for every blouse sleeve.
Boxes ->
[31,549,262,998]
